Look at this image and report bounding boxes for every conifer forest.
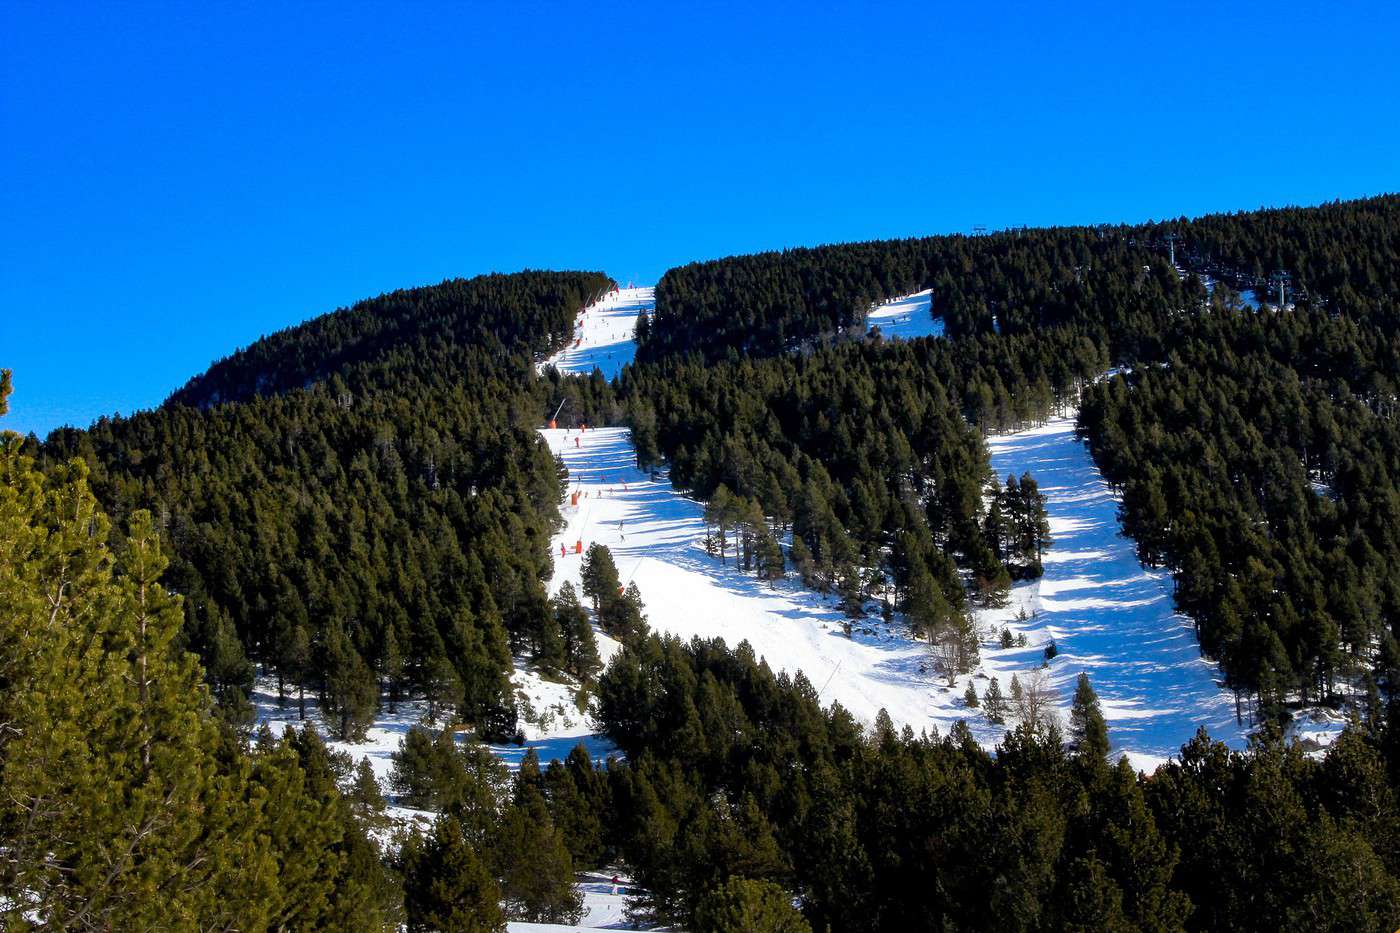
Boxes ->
[7,195,1400,931]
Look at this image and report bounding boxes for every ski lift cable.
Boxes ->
[817,659,844,699]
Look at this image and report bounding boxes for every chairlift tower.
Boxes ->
[972,224,988,237]
[1164,232,1181,267]
[1270,270,1291,308]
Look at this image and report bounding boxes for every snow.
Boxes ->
[540,287,652,382]
[866,288,944,340]
[247,279,1252,815]
[252,677,436,832]
[986,417,1248,759]
[252,657,615,809]
[538,287,1249,763]
[490,666,619,771]
[1287,705,1350,754]
[507,872,642,931]
[544,423,957,729]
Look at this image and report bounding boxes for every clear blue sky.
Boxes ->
[3,1,1397,437]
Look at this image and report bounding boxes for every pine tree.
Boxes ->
[535,605,568,674]
[692,877,811,933]
[346,757,387,824]
[423,652,466,726]
[1069,672,1111,764]
[0,427,302,927]
[964,681,980,708]
[286,622,312,720]
[381,624,404,712]
[322,620,379,740]
[494,786,585,924]
[581,543,621,613]
[197,603,255,727]
[402,815,505,933]
[836,563,866,619]
[903,564,951,643]
[984,676,1007,724]
[554,581,600,682]
[756,528,786,584]
[790,535,817,588]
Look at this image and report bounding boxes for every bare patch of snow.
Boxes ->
[866,288,943,340]
[985,417,1248,759]
[539,287,651,382]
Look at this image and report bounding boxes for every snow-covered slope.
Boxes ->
[539,286,652,382]
[539,285,1250,767]
[544,423,971,729]
[260,280,1250,795]
[506,872,633,932]
[866,288,943,340]
[986,417,1247,767]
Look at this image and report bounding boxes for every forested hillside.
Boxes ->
[1,376,402,926]
[641,227,1190,362]
[39,271,611,738]
[629,195,1400,724]
[170,272,604,406]
[10,196,1400,931]
[1156,194,1400,315]
[643,195,1400,363]
[574,631,1400,932]
[620,330,1103,642]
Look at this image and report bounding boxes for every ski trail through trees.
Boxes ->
[541,287,1248,767]
[986,417,1247,766]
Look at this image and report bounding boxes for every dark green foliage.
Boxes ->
[322,618,380,740]
[348,757,388,825]
[394,740,585,926]
[580,543,621,612]
[541,744,613,869]
[554,581,602,682]
[1069,673,1110,765]
[984,676,1008,724]
[641,225,1176,362]
[401,815,505,933]
[0,430,396,928]
[494,780,585,924]
[693,877,812,933]
[1077,306,1400,711]
[632,195,1400,713]
[40,271,609,738]
[171,272,609,407]
[600,581,649,644]
[622,327,1083,628]
[592,631,1400,933]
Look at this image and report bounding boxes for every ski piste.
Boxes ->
[537,284,1273,772]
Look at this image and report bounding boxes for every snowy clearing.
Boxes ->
[537,286,1248,766]
[253,663,616,781]
[507,872,638,932]
[866,288,943,340]
[986,417,1247,762]
[539,286,653,382]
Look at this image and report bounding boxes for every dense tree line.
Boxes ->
[618,331,1089,659]
[629,195,1400,715]
[1,385,399,928]
[36,272,611,738]
[1079,310,1400,719]
[640,226,1197,362]
[1150,193,1400,319]
[493,631,1400,932]
[170,272,606,407]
